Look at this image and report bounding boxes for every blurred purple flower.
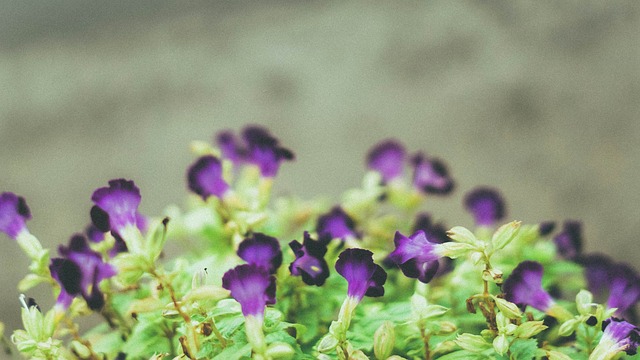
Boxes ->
[503,261,554,312]
[366,140,406,183]
[553,220,583,260]
[316,206,359,243]
[411,153,454,195]
[0,192,31,240]
[187,155,229,200]
[463,187,505,227]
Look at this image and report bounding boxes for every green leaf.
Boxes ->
[509,338,538,360]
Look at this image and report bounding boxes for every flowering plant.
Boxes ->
[1,126,639,360]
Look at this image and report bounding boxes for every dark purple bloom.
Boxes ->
[600,317,640,356]
[463,187,506,227]
[366,140,406,182]
[0,192,31,239]
[289,231,330,286]
[411,153,454,195]
[335,248,387,301]
[388,230,442,284]
[86,224,105,243]
[607,263,640,317]
[577,253,613,300]
[241,126,294,177]
[222,264,276,319]
[538,221,556,237]
[237,233,283,274]
[216,130,245,165]
[553,220,583,260]
[91,179,141,235]
[187,155,229,200]
[316,206,359,243]
[503,261,554,312]
[49,234,117,310]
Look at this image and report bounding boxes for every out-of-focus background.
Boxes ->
[0,0,638,346]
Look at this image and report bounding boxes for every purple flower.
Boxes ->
[237,233,283,274]
[187,155,229,200]
[553,220,582,260]
[49,234,117,310]
[607,264,640,317]
[316,206,359,243]
[222,264,276,319]
[503,261,554,312]
[335,248,387,301]
[577,253,613,300]
[598,317,640,356]
[388,230,442,284]
[242,126,294,177]
[411,153,454,195]
[216,130,245,165]
[91,179,141,235]
[289,231,330,286]
[463,187,506,227]
[0,192,31,239]
[85,224,105,243]
[366,140,406,182]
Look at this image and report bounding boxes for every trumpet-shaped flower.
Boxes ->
[0,192,31,240]
[503,261,554,312]
[49,234,117,310]
[289,231,330,286]
[388,230,443,284]
[222,264,276,319]
[411,153,454,195]
[91,179,141,236]
[335,248,386,301]
[187,155,229,200]
[237,233,283,274]
[366,140,406,182]
[463,187,505,227]
[590,317,640,359]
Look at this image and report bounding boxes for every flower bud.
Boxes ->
[514,321,547,338]
[557,318,580,337]
[493,334,509,355]
[493,297,522,319]
[317,334,339,353]
[455,333,492,352]
[545,350,572,360]
[491,221,521,251]
[265,342,295,360]
[446,226,479,245]
[374,321,395,360]
[192,268,208,290]
[350,350,369,360]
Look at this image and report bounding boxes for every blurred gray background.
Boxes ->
[1,0,639,346]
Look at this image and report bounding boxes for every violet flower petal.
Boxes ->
[216,130,246,164]
[553,220,583,260]
[463,187,506,227]
[388,230,442,283]
[0,192,31,239]
[503,261,554,312]
[187,155,229,200]
[411,153,454,195]
[242,126,294,177]
[335,248,387,300]
[222,264,276,318]
[237,233,283,274]
[316,206,358,242]
[366,140,406,182]
[576,253,613,301]
[601,317,640,355]
[91,179,141,234]
[607,263,640,316]
[288,231,330,286]
[538,221,556,237]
